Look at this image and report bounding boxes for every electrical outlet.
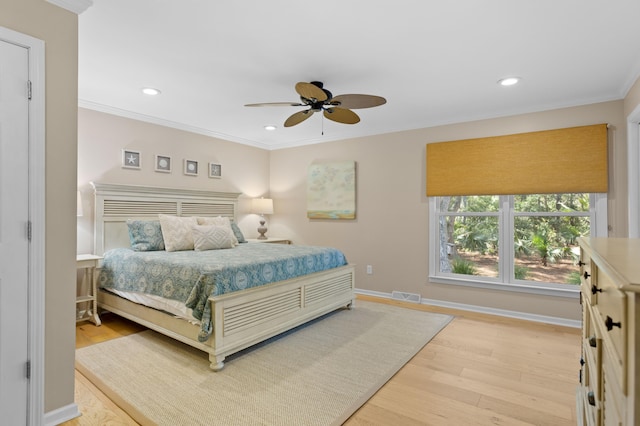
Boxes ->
[366,265,373,274]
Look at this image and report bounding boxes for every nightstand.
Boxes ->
[246,238,292,244]
[76,254,102,326]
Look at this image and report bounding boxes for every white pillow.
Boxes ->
[158,214,198,252]
[197,216,238,246]
[192,224,235,251]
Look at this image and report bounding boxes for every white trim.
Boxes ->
[355,289,581,328]
[593,192,608,237]
[428,193,607,296]
[0,25,46,426]
[428,275,579,298]
[628,105,640,237]
[45,0,93,14]
[27,34,46,426]
[43,403,80,426]
[78,100,271,150]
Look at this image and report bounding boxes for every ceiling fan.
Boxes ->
[245,81,386,128]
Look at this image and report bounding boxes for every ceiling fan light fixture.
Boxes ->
[498,77,520,87]
[247,81,385,129]
[264,125,277,131]
[142,87,161,95]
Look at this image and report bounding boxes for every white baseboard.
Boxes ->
[355,288,581,329]
[45,403,80,426]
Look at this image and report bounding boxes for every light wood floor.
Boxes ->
[64,295,581,425]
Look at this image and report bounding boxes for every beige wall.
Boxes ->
[79,101,628,323]
[77,108,271,253]
[0,0,79,414]
[269,100,626,322]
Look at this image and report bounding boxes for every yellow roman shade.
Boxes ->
[426,124,608,196]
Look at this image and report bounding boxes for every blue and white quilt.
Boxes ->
[98,243,348,342]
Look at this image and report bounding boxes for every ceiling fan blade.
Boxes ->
[295,82,328,102]
[284,110,314,127]
[323,107,360,124]
[245,102,305,107]
[330,94,386,109]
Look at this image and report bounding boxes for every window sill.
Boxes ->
[428,275,580,299]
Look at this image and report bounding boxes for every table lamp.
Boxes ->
[251,198,273,240]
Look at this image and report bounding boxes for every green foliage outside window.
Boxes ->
[440,194,590,285]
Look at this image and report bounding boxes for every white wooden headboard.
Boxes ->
[91,182,241,255]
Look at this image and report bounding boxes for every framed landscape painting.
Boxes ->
[307,161,356,219]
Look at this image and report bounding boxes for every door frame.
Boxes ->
[0,26,46,425]
[628,104,640,238]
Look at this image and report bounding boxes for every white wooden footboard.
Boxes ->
[98,264,355,370]
[209,265,355,369]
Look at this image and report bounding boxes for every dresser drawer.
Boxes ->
[602,358,624,425]
[580,253,596,305]
[582,306,602,399]
[594,272,627,393]
[578,385,601,426]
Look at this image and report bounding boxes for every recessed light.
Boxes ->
[264,125,277,131]
[498,77,520,86]
[142,87,161,96]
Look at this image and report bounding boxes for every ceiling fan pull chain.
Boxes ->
[322,113,324,135]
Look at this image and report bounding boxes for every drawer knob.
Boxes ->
[589,336,597,347]
[583,271,591,280]
[591,284,602,295]
[605,315,622,331]
[578,260,586,267]
[587,391,596,406]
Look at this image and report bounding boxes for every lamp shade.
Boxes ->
[251,198,273,215]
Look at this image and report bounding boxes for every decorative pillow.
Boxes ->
[158,214,198,252]
[230,221,247,243]
[192,225,235,251]
[197,216,238,245]
[127,220,165,251]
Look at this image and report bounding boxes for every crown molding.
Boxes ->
[46,0,93,14]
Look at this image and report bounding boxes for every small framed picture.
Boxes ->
[155,155,171,173]
[122,149,141,169]
[209,163,222,179]
[184,159,198,176]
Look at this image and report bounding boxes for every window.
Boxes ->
[429,193,607,295]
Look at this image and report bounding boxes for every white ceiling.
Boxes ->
[78,0,640,150]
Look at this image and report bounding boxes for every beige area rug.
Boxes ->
[75,301,453,426]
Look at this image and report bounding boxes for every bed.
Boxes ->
[91,182,355,370]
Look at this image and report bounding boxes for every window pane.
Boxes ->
[439,215,499,278]
[514,193,590,213]
[439,195,500,213]
[513,216,590,284]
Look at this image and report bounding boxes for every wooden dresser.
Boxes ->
[577,237,640,426]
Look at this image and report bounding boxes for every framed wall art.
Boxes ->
[155,155,171,173]
[307,160,356,219]
[122,149,141,169]
[209,163,222,179]
[184,159,198,176]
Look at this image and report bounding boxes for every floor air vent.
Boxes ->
[391,291,421,303]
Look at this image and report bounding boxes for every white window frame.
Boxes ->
[428,193,607,298]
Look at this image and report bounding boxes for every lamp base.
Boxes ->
[257,218,268,240]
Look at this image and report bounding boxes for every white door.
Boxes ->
[0,38,30,424]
